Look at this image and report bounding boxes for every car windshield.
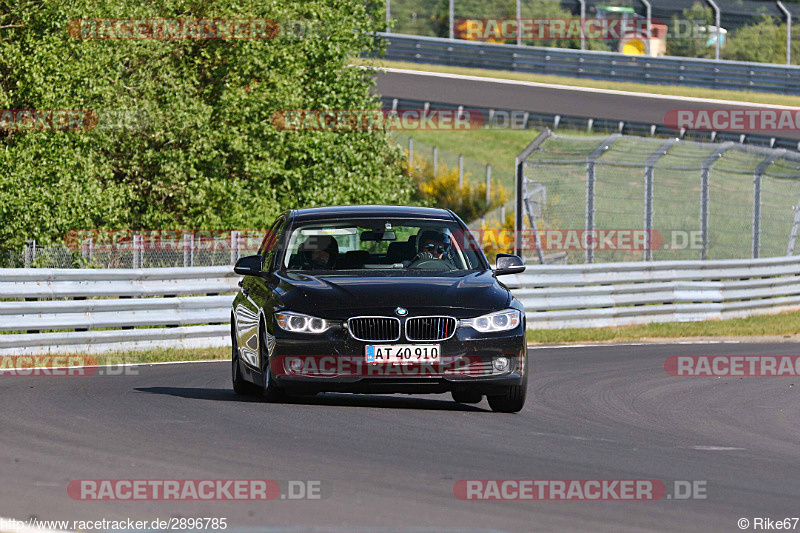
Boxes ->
[282,218,485,274]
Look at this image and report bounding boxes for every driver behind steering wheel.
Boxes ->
[412,230,454,265]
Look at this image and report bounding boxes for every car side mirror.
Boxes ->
[495,253,525,276]
[234,254,263,276]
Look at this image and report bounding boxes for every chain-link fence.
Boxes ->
[393,132,515,192]
[515,130,800,264]
[1,233,262,269]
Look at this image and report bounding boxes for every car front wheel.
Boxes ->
[487,358,528,413]
[260,324,286,402]
[232,326,261,396]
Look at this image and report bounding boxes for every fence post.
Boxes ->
[788,193,800,255]
[752,172,762,259]
[700,168,710,260]
[408,137,414,169]
[777,1,791,66]
[24,240,34,268]
[514,129,553,256]
[82,237,93,263]
[385,0,391,32]
[458,154,464,187]
[132,234,142,268]
[433,147,438,176]
[705,0,721,61]
[231,230,241,265]
[485,164,492,207]
[585,134,621,263]
[449,0,454,40]
[644,167,654,261]
[752,152,780,259]
[700,143,732,260]
[586,164,596,264]
[183,233,194,267]
[644,139,677,261]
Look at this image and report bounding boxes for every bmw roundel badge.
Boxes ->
[395,307,408,316]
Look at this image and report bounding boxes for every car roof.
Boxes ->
[290,205,455,222]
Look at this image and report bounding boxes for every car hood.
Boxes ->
[274,270,511,319]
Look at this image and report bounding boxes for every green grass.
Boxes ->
[89,347,228,366]
[357,57,800,107]
[527,309,800,344]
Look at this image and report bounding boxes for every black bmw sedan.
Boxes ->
[231,205,528,413]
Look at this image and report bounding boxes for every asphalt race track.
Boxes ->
[373,69,800,142]
[1,342,799,532]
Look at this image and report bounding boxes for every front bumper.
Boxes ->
[269,325,526,395]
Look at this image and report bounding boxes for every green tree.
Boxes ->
[0,0,413,248]
[666,2,714,58]
[722,18,800,64]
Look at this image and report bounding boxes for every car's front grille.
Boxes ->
[405,316,457,341]
[347,316,401,342]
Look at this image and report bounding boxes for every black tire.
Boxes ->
[487,358,528,413]
[260,323,286,402]
[451,389,483,404]
[232,326,261,396]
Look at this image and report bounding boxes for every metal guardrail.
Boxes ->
[382,96,800,151]
[503,255,800,329]
[379,33,800,95]
[0,267,237,355]
[2,257,800,353]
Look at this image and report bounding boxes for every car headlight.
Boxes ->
[275,311,331,334]
[461,309,521,333]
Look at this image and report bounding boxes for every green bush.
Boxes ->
[723,18,800,64]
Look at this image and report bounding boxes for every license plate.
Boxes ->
[365,344,441,364]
